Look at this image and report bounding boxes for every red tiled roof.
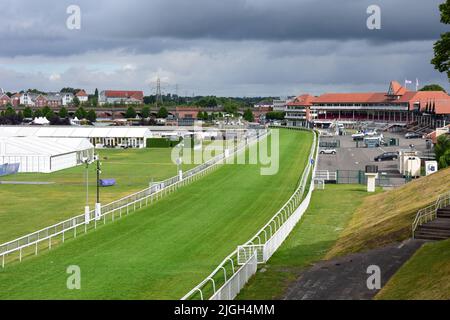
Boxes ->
[307,81,450,115]
[76,90,88,97]
[104,90,144,100]
[287,94,315,106]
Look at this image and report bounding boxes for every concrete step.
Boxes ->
[415,234,450,241]
[415,229,450,237]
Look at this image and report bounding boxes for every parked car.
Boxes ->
[319,149,337,155]
[352,133,365,141]
[374,152,399,162]
[405,132,422,139]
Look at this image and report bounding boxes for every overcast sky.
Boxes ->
[0,0,448,96]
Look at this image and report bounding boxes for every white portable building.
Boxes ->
[0,126,152,148]
[0,137,94,173]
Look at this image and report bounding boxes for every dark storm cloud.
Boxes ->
[0,0,446,56]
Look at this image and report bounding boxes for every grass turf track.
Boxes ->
[0,129,312,300]
[0,145,212,244]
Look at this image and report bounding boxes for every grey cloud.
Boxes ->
[0,0,446,57]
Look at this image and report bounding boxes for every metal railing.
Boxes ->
[314,170,337,181]
[412,190,450,238]
[181,128,318,300]
[0,130,269,268]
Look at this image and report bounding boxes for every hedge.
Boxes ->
[146,138,181,148]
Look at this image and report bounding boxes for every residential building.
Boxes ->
[99,90,144,105]
[0,94,11,106]
[75,90,89,103]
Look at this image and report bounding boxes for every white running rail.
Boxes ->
[181,128,318,300]
[412,190,450,238]
[0,130,270,268]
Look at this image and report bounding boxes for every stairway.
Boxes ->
[414,206,450,241]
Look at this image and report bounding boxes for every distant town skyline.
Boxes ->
[0,0,448,97]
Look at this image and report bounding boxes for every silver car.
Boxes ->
[319,149,337,155]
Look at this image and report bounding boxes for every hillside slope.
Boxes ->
[326,167,450,258]
[376,239,450,300]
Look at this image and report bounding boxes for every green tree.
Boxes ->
[17,111,24,122]
[125,106,137,119]
[41,106,51,117]
[266,111,286,120]
[435,135,450,169]
[419,84,446,92]
[94,88,99,98]
[59,107,68,118]
[87,109,97,122]
[141,106,151,118]
[243,108,254,122]
[431,1,450,80]
[45,109,55,120]
[23,107,33,118]
[73,96,80,107]
[75,107,87,119]
[33,109,42,118]
[157,106,168,119]
[5,106,15,117]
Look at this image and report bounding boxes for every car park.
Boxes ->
[374,152,399,162]
[319,148,337,155]
[405,132,422,139]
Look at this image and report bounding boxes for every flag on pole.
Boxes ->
[416,78,420,91]
[405,79,412,84]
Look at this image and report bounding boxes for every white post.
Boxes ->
[95,203,102,221]
[365,173,378,193]
[179,169,183,181]
[84,205,90,224]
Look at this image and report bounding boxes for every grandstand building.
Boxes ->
[285,81,450,130]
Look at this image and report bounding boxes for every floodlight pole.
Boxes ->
[95,154,101,221]
[96,156,100,203]
[84,159,90,225]
[177,142,184,181]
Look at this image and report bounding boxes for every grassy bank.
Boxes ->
[326,167,450,259]
[376,239,450,300]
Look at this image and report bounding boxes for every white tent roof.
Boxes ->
[0,126,152,139]
[32,117,50,125]
[0,137,94,157]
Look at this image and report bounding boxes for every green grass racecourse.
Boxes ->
[0,147,203,244]
[0,129,313,300]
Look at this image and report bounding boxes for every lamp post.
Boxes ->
[82,156,94,224]
[95,154,101,221]
[177,141,185,181]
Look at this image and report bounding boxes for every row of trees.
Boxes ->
[0,106,97,124]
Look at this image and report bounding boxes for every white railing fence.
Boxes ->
[0,130,270,268]
[314,170,337,181]
[210,251,258,301]
[412,190,450,238]
[181,128,318,301]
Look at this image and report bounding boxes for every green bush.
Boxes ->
[147,138,181,148]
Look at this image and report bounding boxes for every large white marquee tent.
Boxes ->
[0,137,94,173]
[0,126,152,149]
